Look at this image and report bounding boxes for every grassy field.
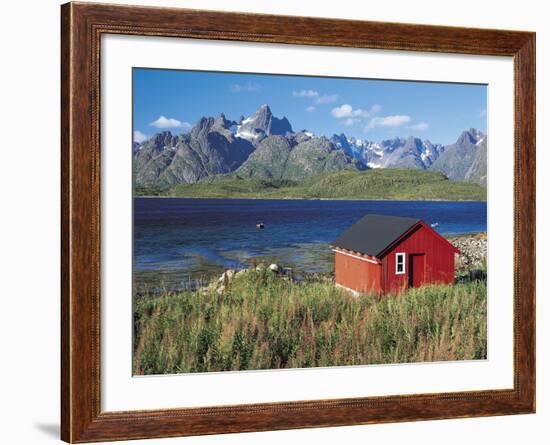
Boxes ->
[133,268,487,375]
[162,169,486,201]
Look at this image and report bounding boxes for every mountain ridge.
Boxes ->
[134,104,486,190]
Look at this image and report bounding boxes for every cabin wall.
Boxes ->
[334,251,382,294]
[383,225,456,294]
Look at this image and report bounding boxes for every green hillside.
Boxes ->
[162,169,486,201]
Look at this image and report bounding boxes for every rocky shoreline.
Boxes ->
[446,232,487,272]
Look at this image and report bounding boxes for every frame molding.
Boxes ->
[61,2,535,442]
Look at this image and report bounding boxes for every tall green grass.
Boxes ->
[133,269,487,375]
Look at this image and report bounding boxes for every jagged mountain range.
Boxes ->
[134,104,487,189]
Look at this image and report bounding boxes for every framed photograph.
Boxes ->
[61,2,535,442]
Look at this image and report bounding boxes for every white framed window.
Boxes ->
[395,253,406,274]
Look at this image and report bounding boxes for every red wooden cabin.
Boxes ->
[332,214,459,295]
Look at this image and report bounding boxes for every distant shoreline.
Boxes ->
[135,195,487,203]
[445,231,487,238]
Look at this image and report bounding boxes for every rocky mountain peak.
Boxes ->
[236,104,293,142]
[250,104,272,125]
[137,131,176,155]
[213,113,235,131]
[456,128,486,146]
[151,130,173,144]
[379,137,406,152]
[404,136,423,152]
[430,128,486,183]
[192,116,214,135]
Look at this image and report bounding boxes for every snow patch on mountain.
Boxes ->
[476,136,486,146]
[235,128,261,140]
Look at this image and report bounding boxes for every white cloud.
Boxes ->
[230,82,262,93]
[365,115,411,130]
[332,104,354,118]
[315,94,339,104]
[306,106,316,112]
[133,130,149,143]
[331,104,372,119]
[149,116,191,129]
[407,122,429,131]
[293,90,339,104]
[293,89,319,98]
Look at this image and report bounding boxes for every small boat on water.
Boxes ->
[256,223,265,229]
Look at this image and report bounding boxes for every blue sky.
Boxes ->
[133,68,487,145]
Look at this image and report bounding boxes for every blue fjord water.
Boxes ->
[133,198,486,291]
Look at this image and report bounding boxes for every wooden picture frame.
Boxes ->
[61,2,535,442]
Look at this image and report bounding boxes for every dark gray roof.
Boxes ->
[331,214,420,258]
